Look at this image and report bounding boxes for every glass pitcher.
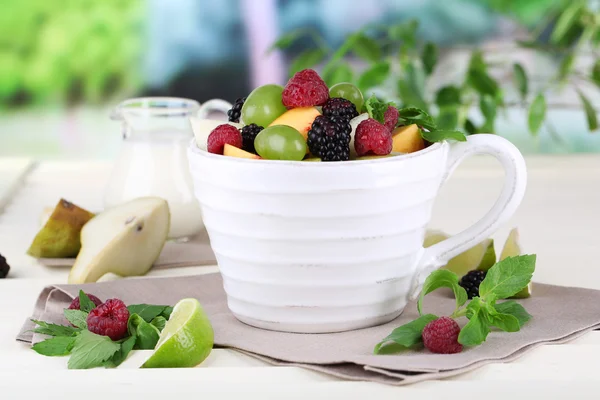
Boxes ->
[104,97,231,241]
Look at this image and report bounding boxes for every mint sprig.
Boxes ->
[31,300,173,369]
[365,95,395,124]
[374,254,536,354]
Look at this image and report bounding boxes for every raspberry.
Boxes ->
[322,98,358,122]
[86,299,130,341]
[68,293,103,310]
[227,97,246,123]
[0,253,9,279]
[241,123,263,154]
[207,124,243,155]
[384,106,399,132]
[282,69,329,108]
[422,317,463,354]
[354,118,393,157]
[307,116,350,161]
[459,270,487,299]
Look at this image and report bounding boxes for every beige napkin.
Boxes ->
[36,228,216,269]
[17,273,600,385]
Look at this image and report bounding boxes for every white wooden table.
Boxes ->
[1,156,599,399]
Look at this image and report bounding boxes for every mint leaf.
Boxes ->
[374,314,437,354]
[352,33,381,63]
[365,95,389,124]
[458,309,490,346]
[67,330,120,369]
[488,312,520,332]
[129,314,160,350]
[63,309,88,329]
[396,107,437,131]
[32,336,76,356]
[105,335,136,368]
[357,61,390,94]
[78,290,96,313]
[577,89,598,132]
[420,130,466,143]
[289,49,327,76]
[151,316,167,332]
[513,63,528,101]
[417,269,467,316]
[161,306,174,320]
[479,255,536,302]
[528,94,546,136]
[494,301,532,328]
[422,42,437,75]
[127,304,170,323]
[30,319,81,337]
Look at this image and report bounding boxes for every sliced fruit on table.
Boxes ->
[241,84,287,127]
[391,124,425,154]
[142,298,214,368]
[223,143,261,159]
[27,199,95,258]
[268,106,321,140]
[500,228,532,298]
[68,197,170,284]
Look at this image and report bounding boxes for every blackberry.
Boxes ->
[459,270,487,299]
[241,123,263,154]
[0,253,9,279]
[307,116,350,161]
[322,97,359,122]
[227,97,246,123]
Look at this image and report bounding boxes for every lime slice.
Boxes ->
[476,239,496,272]
[423,230,494,277]
[500,228,532,298]
[142,298,214,368]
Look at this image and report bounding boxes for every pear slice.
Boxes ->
[68,197,170,284]
[500,228,532,298]
[423,230,494,277]
[27,199,95,258]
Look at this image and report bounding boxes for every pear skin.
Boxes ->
[27,199,95,258]
[68,197,170,284]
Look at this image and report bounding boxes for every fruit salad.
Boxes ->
[203,69,466,162]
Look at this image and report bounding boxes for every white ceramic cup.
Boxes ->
[187,134,527,333]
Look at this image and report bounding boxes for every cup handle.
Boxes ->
[408,134,527,299]
[197,99,233,119]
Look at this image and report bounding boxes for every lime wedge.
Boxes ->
[142,298,214,368]
[476,239,496,272]
[500,228,532,298]
[424,230,494,277]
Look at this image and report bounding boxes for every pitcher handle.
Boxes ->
[409,134,527,299]
[197,99,233,119]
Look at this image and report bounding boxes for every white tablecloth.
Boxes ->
[1,155,599,399]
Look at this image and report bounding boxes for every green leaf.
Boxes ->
[458,301,490,346]
[68,330,120,370]
[436,106,459,130]
[161,306,174,320]
[365,95,390,124]
[63,309,88,329]
[105,335,136,368]
[550,2,584,44]
[464,119,478,135]
[494,301,532,327]
[591,60,600,88]
[128,314,161,350]
[480,95,497,128]
[404,62,427,108]
[389,20,419,47]
[267,29,307,53]
[468,50,487,73]
[558,53,575,82]
[435,86,461,107]
[32,336,77,356]
[479,255,536,302]
[513,63,528,101]
[468,69,499,97]
[577,89,598,132]
[421,130,467,143]
[374,314,437,354]
[422,42,437,75]
[127,304,170,323]
[322,63,353,86]
[30,319,81,337]
[78,290,96,313]
[357,61,390,94]
[417,269,468,316]
[488,312,521,332]
[289,49,327,76]
[151,316,167,332]
[352,33,381,63]
[396,107,437,131]
[528,94,546,136]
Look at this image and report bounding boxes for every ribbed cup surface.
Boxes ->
[188,142,449,332]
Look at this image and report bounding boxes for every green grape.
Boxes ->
[254,125,307,161]
[241,84,287,127]
[329,83,364,112]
